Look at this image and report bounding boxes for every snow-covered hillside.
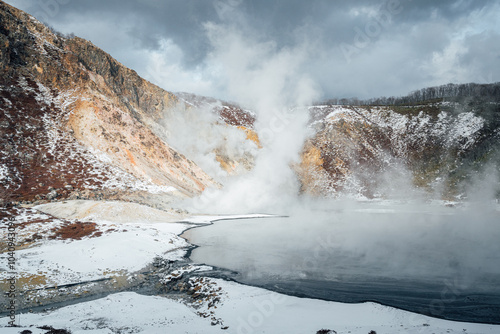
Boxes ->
[300,103,500,199]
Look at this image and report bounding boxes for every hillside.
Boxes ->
[0,0,258,207]
[2,0,499,206]
[299,101,500,199]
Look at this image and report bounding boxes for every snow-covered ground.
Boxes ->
[185,213,278,225]
[0,201,276,294]
[2,278,500,334]
[0,201,192,289]
[35,200,186,224]
[1,200,500,333]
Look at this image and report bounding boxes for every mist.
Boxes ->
[181,20,321,214]
[155,100,259,182]
[153,9,500,317]
[185,201,500,285]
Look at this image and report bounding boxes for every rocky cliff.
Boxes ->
[299,102,500,200]
[1,0,252,205]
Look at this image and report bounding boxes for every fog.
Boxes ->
[185,202,500,286]
[182,199,500,323]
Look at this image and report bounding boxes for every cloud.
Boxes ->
[4,0,500,100]
[144,38,216,97]
[458,31,500,83]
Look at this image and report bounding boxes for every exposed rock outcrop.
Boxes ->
[0,0,216,202]
[299,103,500,199]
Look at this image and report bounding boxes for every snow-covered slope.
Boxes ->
[299,104,500,199]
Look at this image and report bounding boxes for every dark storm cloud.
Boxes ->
[4,0,500,100]
[8,0,218,66]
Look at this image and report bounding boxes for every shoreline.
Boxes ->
[182,212,500,326]
[2,200,500,333]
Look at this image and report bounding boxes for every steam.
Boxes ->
[155,101,258,181]
[171,6,500,306]
[464,163,500,204]
[186,201,500,291]
[176,16,500,214]
[182,21,320,214]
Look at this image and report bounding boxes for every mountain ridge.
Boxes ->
[1,0,499,207]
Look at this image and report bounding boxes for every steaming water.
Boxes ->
[183,201,500,324]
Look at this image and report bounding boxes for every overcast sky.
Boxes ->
[6,0,500,102]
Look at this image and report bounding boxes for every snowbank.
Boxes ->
[2,280,500,334]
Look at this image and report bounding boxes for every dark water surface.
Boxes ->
[183,204,500,324]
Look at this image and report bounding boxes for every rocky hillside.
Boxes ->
[0,1,258,206]
[298,100,500,200]
[1,0,498,207]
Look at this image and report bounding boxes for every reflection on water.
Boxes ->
[183,203,500,323]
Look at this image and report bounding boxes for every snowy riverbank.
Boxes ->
[1,200,500,333]
[2,279,500,334]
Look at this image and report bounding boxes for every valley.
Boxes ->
[1,1,500,333]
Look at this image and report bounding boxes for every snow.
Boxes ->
[35,200,184,224]
[160,264,213,284]
[2,280,499,334]
[2,97,12,107]
[1,292,224,334]
[447,112,485,149]
[325,106,355,120]
[0,207,277,287]
[0,208,277,293]
[313,105,486,166]
[0,201,192,288]
[185,214,278,225]
[9,225,187,284]
[83,147,178,194]
[1,201,500,333]
[0,164,8,182]
[3,76,180,195]
[211,278,500,334]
